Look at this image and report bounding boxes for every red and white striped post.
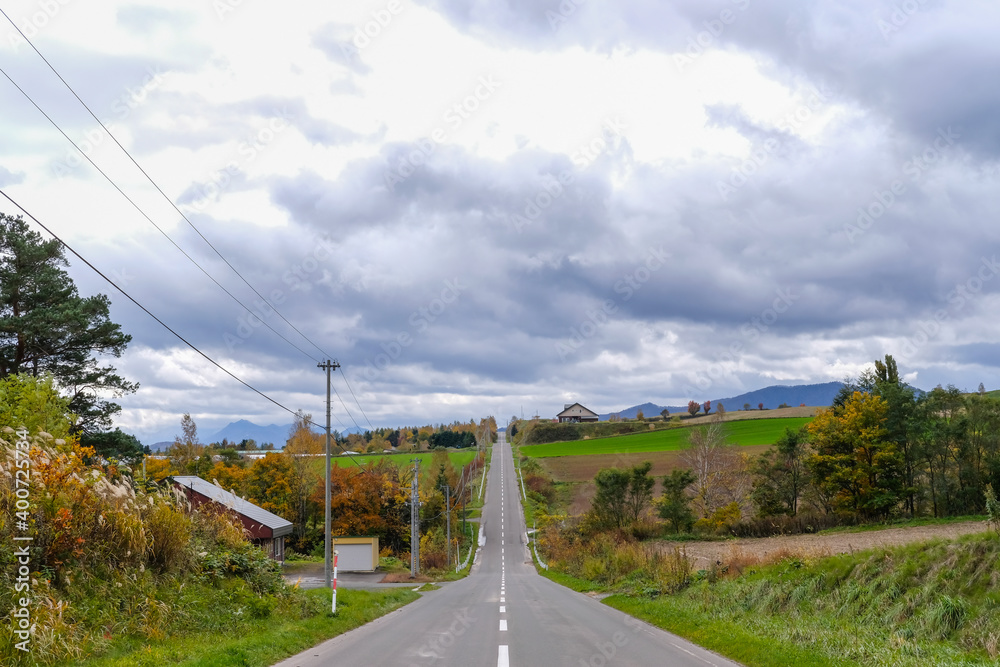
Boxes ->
[332,550,338,614]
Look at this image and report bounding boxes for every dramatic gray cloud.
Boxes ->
[1,0,998,443]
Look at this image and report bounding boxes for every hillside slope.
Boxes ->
[602,382,844,419]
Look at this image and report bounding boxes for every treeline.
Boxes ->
[546,354,1000,546]
[323,416,494,453]
[518,419,668,445]
[753,355,1000,524]
[188,418,493,455]
[148,411,491,557]
[668,355,1000,536]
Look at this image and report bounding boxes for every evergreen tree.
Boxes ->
[81,427,146,465]
[659,468,696,533]
[0,213,136,433]
[750,427,810,516]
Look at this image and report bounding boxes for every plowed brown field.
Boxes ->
[536,446,771,514]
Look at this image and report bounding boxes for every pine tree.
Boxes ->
[0,213,136,432]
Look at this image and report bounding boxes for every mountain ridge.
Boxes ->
[598,381,847,420]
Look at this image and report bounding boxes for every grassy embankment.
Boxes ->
[618,531,1000,666]
[61,587,419,667]
[536,529,1000,666]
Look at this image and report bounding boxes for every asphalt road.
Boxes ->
[273,431,741,666]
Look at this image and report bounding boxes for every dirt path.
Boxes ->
[660,521,991,569]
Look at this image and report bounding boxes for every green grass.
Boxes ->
[521,417,813,457]
[606,595,844,667]
[415,583,441,591]
[537,562,612,593]
[546,532,1000,666]
[65,588,419,667]
[329,450,477,470]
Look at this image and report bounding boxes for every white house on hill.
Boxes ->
[556,403,599,423]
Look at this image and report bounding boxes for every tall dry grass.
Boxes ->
[0,431,279,664]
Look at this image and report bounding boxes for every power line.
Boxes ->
[0,189,301,420]
[337,367,377,432]
[0,8,332,363]
[0,65,322,364]
[0,190,381,467]
[1,14,381,436]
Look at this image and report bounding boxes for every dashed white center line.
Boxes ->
[498,645,509,667]
[499,620,508,631]
[500,605,506,612]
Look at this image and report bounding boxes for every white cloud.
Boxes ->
[2,0,999,441]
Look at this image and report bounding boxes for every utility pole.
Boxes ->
[317,359,340,589]
[410,459,420,577]
[445,484,451,568]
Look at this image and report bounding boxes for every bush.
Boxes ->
[191,503,249,551]
[694,502,742,535]
[985,485,1000,534]
[524,472,555,503]
[0,430,313,664]
[146,498,194,574]
[200,543,285,595]
[728,511,851,538]
[545,524,693,594]
[419,527,454,571]
[629,519,663,541]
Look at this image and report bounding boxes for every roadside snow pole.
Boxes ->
[332,550,338,614]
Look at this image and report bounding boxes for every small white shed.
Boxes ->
[332,536,380,572]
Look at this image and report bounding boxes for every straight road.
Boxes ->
[274,431,741,666]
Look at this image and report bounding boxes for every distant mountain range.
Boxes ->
[209,420,299,447]
[598,382,846,420]
[145,419,340,450]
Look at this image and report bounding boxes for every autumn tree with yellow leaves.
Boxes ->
[807,391,906,519]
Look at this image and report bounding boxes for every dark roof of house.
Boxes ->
[556,402,598,417]
[172,476,294,538]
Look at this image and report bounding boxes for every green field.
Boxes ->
[328,450,478,469]
[521,417,812,457]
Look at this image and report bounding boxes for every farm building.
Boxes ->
[331,536,380,572]
[556,403,599,423]
[172,475,293,561]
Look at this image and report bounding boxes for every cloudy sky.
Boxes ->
[1,0,998,443]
